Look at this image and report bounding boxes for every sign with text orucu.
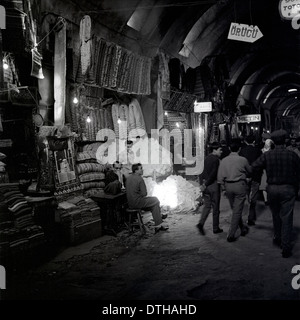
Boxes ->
[228,22,263,43]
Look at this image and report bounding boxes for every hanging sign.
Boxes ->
[279,0,300,19]
[237,114,261,123]
[0,5,5,29]
[194,102,212,112]
[228,23,263,43]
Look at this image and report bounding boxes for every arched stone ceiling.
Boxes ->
[56,0,300,124]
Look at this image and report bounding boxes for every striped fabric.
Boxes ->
[76,163,106,175]
[111,103,120,138]
[119,104,129,139]
[79,172,105,183]
[129,98,146,137]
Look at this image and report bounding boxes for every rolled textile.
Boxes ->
[80,15,92,75]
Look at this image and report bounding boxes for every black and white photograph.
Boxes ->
[0,0,300,312]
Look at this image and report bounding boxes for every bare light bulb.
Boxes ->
[117,118,121,124]
[73,97,78,104]
[86,116,91,123]
[164,111,168,116]
[3,62,9,70]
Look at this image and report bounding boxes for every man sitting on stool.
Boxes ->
[125,163,169,232]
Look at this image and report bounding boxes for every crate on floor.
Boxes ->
[62,218,102,245]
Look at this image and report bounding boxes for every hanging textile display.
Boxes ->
[31,48,44,79]
[159,51,171,100]
[118,104,129,140]
[77,37,151,95]
[162,88,196,113]
[24,0,45,79]
[2,53,20,86]
[54,18,67,126]
[111,103,120,139]
[137,96,156,135]
[230,116,240,138]
[219,123,226,142]
[80,15,92,76]
[128,103,136,138]
[128,98,146,139]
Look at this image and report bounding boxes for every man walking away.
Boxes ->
[197,142,223,235]
[252,130,300,258]
[239,135,263,226]
[217,138,252,242]
[220,140,230,160]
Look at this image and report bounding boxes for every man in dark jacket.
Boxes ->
[239,135,263,225]
[252,130,300,258]
[126,163,168,232]
[196,142,223,235]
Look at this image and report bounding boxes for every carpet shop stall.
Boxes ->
[0,1,238,269]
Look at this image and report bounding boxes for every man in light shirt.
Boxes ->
[217,138,252,242]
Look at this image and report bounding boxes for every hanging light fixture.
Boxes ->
[73,97,78,104]
[3,59,8,70]
[86,115,91,123]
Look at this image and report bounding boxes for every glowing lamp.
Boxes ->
[73,97,78,104]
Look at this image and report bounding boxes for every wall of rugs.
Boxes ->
[67,85,147,141]
[75,37,152,96]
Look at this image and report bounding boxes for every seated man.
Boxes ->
[125,163,169,232]
[104,162,122,195]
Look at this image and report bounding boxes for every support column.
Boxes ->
[54,18,66,126]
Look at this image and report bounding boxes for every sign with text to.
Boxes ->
[228,23,263,43]
[279,0,300,19]
[237,114,261,123]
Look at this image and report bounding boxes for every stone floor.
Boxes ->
[2,192,300,301]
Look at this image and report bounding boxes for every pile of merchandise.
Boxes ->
[0,183,45,266]
[55,195,102,244]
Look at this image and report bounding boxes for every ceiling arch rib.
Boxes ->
[157,2,212,66]
[178,1,231,59]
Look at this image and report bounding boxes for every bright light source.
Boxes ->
[3,62,8,70]
[288,88,297,92]
[251,126,254,130]
[176,122,180,128]
[73,97,78,104]
[152,183,178,209]
[164,111,168,116]
[86,116,91,123]
[255,127,258,130]
[117,118,121,124]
